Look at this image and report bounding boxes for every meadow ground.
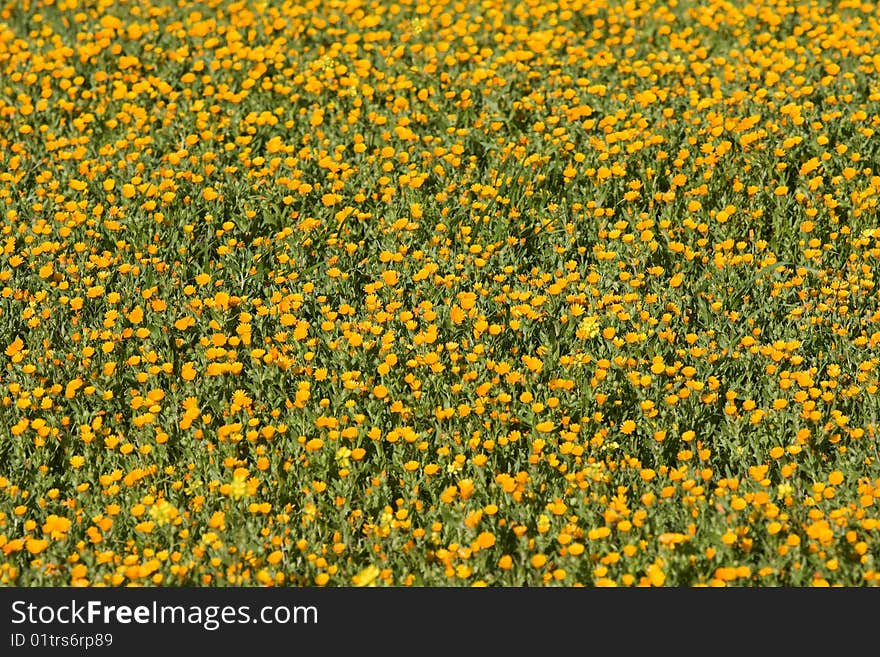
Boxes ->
[1,0,880,586]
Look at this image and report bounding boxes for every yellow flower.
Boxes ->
[223,468,251,500]
[148,500,179,526]
[42,515,71,540]
[576,315,600,339]
[353,565,381,587]
[335,447,351,468]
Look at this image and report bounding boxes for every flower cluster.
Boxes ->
[1,0,880,586]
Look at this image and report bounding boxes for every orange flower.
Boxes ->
[476,531,495,549]
[4,337,24,357]
[181,362,197,381]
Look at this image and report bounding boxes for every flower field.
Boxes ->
[1,0,880,587]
